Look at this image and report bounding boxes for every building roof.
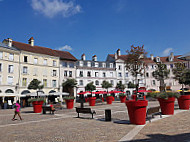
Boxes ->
[6,40,77,61]
[178,52,190,60]
[0,42,18,51]
[108,54,128,60]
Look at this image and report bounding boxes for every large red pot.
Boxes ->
[66,99,74,109]
[106,96,113,104]
[89,97,96,106]
[119,96,127,103]
[32,101,44,113]
[112,96,115,101]
[125,100,148,125]
[158,97,175,115]
[177,95,190,110]
[132,94,146,100]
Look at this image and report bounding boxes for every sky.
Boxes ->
[0,0,190,61]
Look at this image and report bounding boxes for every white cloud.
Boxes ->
[162,48,173,56]
[31,0,81,18]
[58,45,72,51]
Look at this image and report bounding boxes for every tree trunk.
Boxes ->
[160,79,165,92]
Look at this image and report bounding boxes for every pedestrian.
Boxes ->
[12,100,23,121]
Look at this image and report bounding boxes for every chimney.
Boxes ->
[81,53,86,61]
[92,55,97,61]
[114,53,117,59]
[7,38,12,47]
[150,54,154,60]
[117,49,121,56]
[28,37,34,46]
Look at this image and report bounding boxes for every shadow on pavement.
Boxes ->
[126,133,190,142]
[21,111,34,113]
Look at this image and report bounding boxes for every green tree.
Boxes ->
[152,63,170,92]
[183,69,190,86]
[116,82,126,91]
[128,81,136,88]
[172,62,186,94]
[28,79,44,90]
[101,80,112,92]
[125,45,147,92]
[62,79,77,96]
[85,82,96,92]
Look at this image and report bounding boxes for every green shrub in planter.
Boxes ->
[119,93,126,96]
[106,95,112,97]
[64,96,75,100]
[148,92,180,99]
[28,98,45,103]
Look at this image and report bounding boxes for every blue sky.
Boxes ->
[0,0,190,61]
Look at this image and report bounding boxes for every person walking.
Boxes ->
[12,100,23,121]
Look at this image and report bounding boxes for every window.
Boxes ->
[110,72,113,77]
[110,63,113,68]
[69,62,74,68]
[43,79,47,87]
[34,58,38,64]
[62,62,67,67]
[170,64,173,68]
[95,80,99,85]
[146,73,149,77]
[64,71,67,77]
[44,59,47,65]
[152,80,156,85]
[125,73,128,77]
[103,72,106,77]
[95,72,99,77]
[79,71,83,77]
[23,66,28,74]
[53,70,57,76]
[22,78,27,86]
[0,52,2,59]
[8,65,13,73]
[9,53,14,61]
[79,80,83,86]
[69,71,72,77]
[87,71,91,77]
[80,61,83,66]
[95,62,99,67]
[0,63,2,72]
[152,65,154,69]
[102,63,106,68]
[52,80,56,87]
[24,56,28,63]
[118,72,122,77]
[110,80,114,85]
[7,76,13,85]
[53,60,56,66]
[118,65,121,70]
[87,62,91,67]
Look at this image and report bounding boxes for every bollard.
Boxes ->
[105,109,111,121]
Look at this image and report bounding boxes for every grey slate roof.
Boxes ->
[0,42,18,51]
[178,52,190,59]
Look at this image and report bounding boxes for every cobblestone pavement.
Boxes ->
[1,100,188,142]
[132,107,190,142]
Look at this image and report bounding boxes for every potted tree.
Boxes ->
[28,79,44,113]
[152,63,178,114]
[173,63,190,110]
[85,82,96,106]
[116,82,126,102]
[101,80,113,104]
[62,79,77,109]
[125,45,148,125]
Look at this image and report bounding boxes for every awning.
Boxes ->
[49,92,69,96]
[0,93,19,97]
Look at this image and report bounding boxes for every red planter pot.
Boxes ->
[89,97,96,106]
[177,95,190,110]
[119,96,127,103]
[66,99,74,109]
[132,95,146,100]
[106,96,113,104]
[32,101,44,113]
[112,96,115,101]
[158,97,175,115]
[125,100,148,125]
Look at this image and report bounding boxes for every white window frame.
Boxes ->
[7,76,13,85]
[9,53,14,61]
[8,65,14,73]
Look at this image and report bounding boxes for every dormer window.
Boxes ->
[80,61,83,67]
[102,63,106,68]
[110,63,113,68]
[95,62,99,67]
[156,57,160,62]
[87,62,91,67]
[169,56,173,62]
